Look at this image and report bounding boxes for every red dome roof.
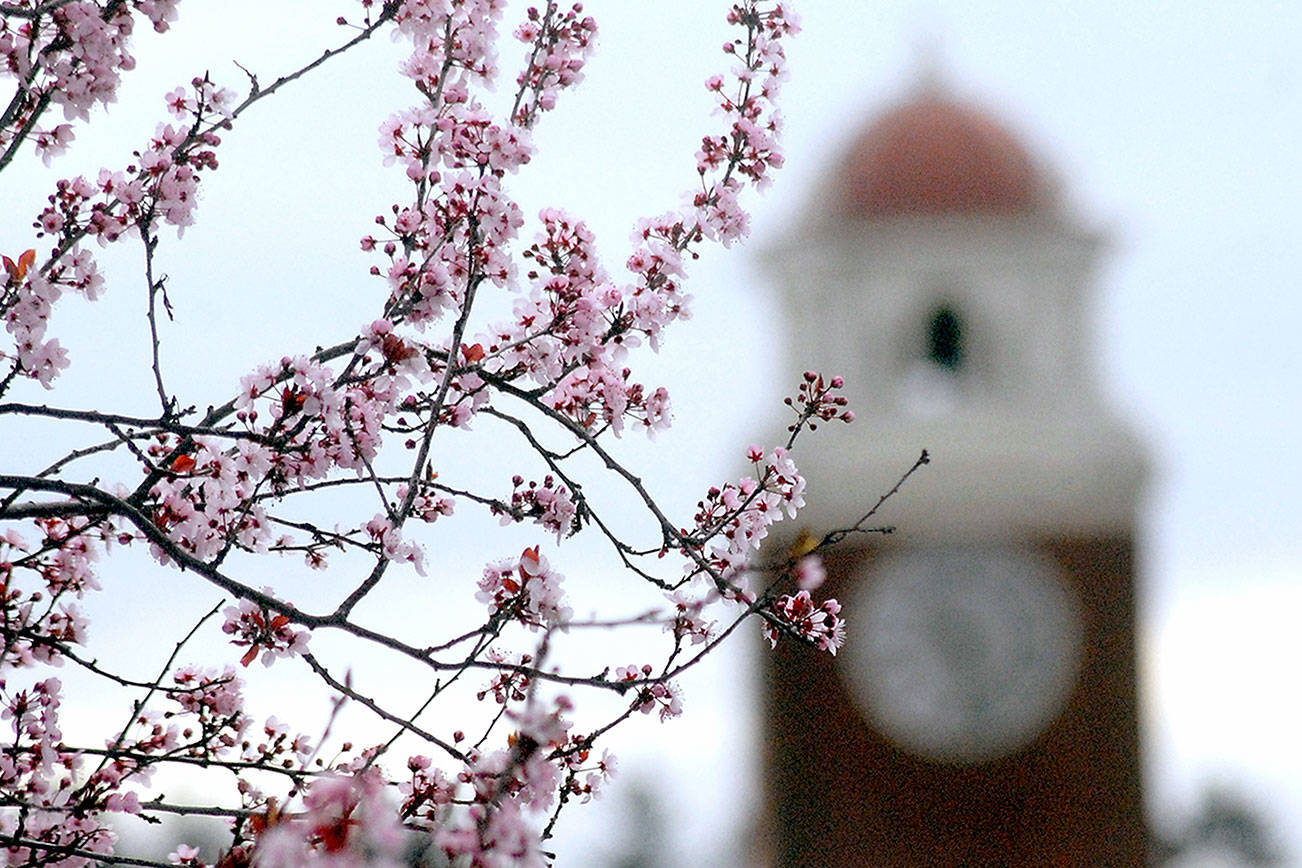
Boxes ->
[838,94,1047,219]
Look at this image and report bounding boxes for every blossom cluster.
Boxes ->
[686,444,807,587]
[1,518,104,670]
[0,661,322,868]
[492,473,580,540]
[512,3,595,126]
[2,243,101,387]
[0,677,118,866]
[615,664,684,723]
[783,369,856,432]
[131,348,420,576]
[477,650,534,704]
[476,545,572,629]
[476,208,677,437]
[762,589,845,654]
[0,1,178,162]
[131,343,453,577]
[222,596,311,668]
[0,2,848,866]
[4,75,228,391]
[436,694,614,867]
[251,771,406,868]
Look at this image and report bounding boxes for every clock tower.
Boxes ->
[759,81,1149,866]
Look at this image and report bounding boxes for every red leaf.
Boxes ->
[170,454,196,474]
[269,614,290,631]
[240,645,259,667]
[248,800,281,835]
[3,249,36,281]
[281,386,306,415]
[462,343,485,363]
[316,817,356,852]
[381,332,417,363]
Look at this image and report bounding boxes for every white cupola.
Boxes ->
[762,84,1147,540]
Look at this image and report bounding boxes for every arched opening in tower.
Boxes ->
[926,306,965,372]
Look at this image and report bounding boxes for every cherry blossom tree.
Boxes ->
[0,2,874,865]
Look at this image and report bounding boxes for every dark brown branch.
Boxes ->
[301,652,466,763]
[141,227,175,415]
[0,402,276,444]
[0,835,173,868]
[333,214,486,619]
[817,448,928,547]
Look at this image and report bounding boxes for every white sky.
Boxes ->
[3,1,1300,864]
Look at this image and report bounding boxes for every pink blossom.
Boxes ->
[33,123,75,165]
[168,844,202,865]
[511,3,596,126]
[364,514,427,575]
[764,590,845,654]
[165,86,193,117]
[795,554,826,591]
[476,546,571,628]
[253,771,404,868]
[664,589,715,645]
[492,475,577,539]
[221,595,309,668]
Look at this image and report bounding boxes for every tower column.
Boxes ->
[759,85,1149,866]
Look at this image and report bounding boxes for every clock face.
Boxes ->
[839,546,1082,763]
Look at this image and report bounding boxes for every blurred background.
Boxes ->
[3,1,1300,865]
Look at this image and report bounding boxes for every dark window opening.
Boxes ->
[926,307,965,372]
